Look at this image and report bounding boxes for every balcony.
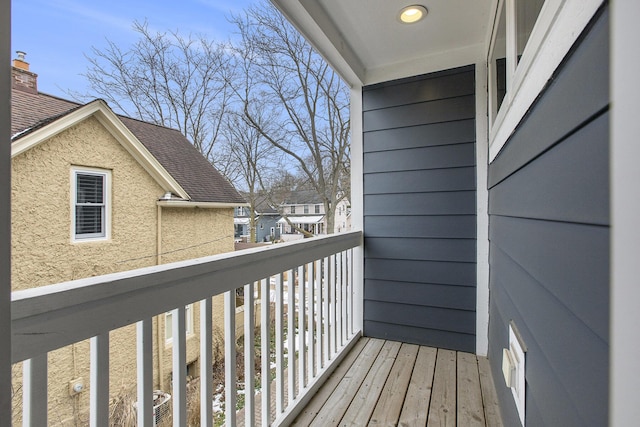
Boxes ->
[12,231,501,426]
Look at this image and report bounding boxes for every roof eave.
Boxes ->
[158,200,249,209]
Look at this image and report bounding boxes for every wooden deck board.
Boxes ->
[308,338,385,427]
[398,345,437,426]
[293,338,503,427]
[292,337,370,426]
[478,357,503,427]
[340,340,402,425]
[457,351,487,426]
[369,343,419,426]
[427,349,457,427]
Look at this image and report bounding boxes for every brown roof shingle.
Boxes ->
[11,89,245,204]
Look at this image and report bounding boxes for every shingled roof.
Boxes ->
[11,89,246,204]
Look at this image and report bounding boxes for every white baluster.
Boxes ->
[172,307,187,427]
[137,320,153,427]
[275,273,284,415]
[224,291,237,426]
[260,278,271,427]
[23,353,47,426]
[244,282,255,427]
[90,333,109,427]
[200,299,213,427]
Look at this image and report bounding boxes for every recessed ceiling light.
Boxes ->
[399,5,428,24]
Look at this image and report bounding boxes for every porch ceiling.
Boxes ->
[271,0,494,85]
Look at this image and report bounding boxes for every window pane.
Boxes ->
[490,1,507,121]
[76,174,103,204]
[516,0,545,62]
[76,206,103,235]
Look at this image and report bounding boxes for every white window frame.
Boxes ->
[488,0,603,161]
[71,166,111,242]
[165,304,194,344]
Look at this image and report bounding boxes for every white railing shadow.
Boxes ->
[12,231,362,426]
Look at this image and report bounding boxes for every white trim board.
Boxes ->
[610,0,640,425]
[475,62,490,357]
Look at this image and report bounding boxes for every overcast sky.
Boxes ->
[11,0,255,98]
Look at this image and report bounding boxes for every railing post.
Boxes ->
[287,268,296,402]
[137,320,153,427]
[308,261,316,379]
[353,243,364,334]
[224,290,237,426]
[297,264,306,393]
[200,298,213,427]
[342,250,348,343]
[244,282,255,427]
[90,333,109,427]
[275,273,285,416]
[172,307,187,427]
[330,254,337,357]
[260,278,271,427]
[315,260,323,370]
[22,354,47,426]
[336,253,343,348]
[323,256,330,366]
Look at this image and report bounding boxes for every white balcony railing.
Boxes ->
[12,231,362,426]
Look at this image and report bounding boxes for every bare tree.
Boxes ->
[221,109,280,242]
[230,1,351,234]
[80,21,233,168]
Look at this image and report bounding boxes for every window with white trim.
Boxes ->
[488,0,546,126]
[72,167,110,241]
[165,304,194,343]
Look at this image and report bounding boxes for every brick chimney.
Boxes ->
[12,51,38,94]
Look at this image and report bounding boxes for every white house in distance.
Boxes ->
[278,190,350,236]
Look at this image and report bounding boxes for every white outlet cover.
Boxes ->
[509,324,526,426]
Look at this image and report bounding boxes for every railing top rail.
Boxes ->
[12,231,361,363]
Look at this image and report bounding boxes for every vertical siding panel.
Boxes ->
[362,65,477,352]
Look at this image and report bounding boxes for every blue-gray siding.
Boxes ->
[362,66,477,352]
[488,7,609,426]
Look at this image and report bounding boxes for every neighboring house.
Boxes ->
[278,191,350,236]
[234,198,282,243]
[253,199,282,242]
[9,57,246,424]
[234,206,251,241]
[334,198,351,234]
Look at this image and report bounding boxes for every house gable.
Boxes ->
[11,115,167,290]
[12,100,189,200]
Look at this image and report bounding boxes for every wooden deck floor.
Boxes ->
[292,337,503,426]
